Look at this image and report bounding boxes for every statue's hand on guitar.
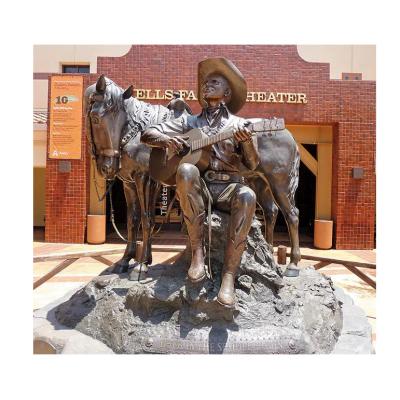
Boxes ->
[232,120,252,143]
[167,136,190,156]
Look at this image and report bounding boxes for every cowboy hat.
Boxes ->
[197,57,247,114]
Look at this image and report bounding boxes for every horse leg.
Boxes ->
[129,172,159,279]
[144,178,161,266]
[253,179,279,252]
[270,185,301,274]
[111,181,140,273]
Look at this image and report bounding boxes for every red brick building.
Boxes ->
[43,45,376,249]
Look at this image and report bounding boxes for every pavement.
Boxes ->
[33,230,376,348]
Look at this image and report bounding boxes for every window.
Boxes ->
[341,72,362,81]
[62,65,90,73]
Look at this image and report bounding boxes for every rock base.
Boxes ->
[34,211,373,354]
[33,276,373,354]
[53,263,339,354]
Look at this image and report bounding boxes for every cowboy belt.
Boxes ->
[204,170,245,184]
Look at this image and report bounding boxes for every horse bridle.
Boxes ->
[86,91,143,201]
[85,90,142,241]
[87,92,122,161]
[85,93,121,205]
[87,91,143,165]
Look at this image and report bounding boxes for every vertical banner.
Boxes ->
[48,75,83,159]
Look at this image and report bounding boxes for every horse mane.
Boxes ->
[124,93,172,131]
[99,77,171,131]
[89,76,173,139]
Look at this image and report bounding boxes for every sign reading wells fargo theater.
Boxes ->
[48,75,84,159]
[132,89,308,104]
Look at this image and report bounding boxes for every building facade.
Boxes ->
[33,45,376,249]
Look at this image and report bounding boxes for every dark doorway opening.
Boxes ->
[273,144,316,244]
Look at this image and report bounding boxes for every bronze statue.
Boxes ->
[84,66,301,284]
[84,76,173,276]
[142,58,263,307]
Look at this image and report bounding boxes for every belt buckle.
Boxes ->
[205,171,231,182]
[205,170,216,181]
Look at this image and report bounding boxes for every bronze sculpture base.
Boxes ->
[54,211,345,354]
[34,281,373,354]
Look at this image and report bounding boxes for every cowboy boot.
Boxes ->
[217,239,246,308]
[217,186,256,307]
[184,212,207,283]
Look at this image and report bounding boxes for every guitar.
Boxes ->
[149,118,285,186]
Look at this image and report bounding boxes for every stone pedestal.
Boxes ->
[45,211,369,354]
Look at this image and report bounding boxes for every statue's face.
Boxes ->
[202,74,231,101]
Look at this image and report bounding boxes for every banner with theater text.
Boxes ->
[48,75,83,159]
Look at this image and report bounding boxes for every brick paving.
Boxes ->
[347,249,376,264]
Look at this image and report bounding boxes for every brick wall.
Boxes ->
[96,45,375,249]
[45,45,376,248]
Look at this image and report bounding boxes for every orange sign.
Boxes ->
[48,75,83,159]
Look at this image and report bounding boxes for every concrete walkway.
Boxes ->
[33,233,376,347]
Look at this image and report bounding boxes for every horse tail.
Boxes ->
[288,141,300,213]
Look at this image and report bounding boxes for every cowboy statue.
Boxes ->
[141,57,259,308]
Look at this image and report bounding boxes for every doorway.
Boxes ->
[273,145,316,244]
[287,124,333,246]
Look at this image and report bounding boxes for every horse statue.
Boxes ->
[84,75,301,278]
[84,75,171,276]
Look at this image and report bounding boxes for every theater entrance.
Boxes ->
[282,124,333,246]
[271,146,316,245]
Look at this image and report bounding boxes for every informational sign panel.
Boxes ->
[48,75,83,159]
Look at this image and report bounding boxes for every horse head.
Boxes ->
[84,75,134,180]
